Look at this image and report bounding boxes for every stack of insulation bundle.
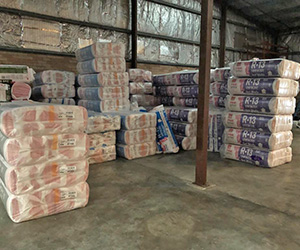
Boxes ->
[86,111,121,164]
[0,102,89,222]
[129,69,155,108]
[115,111,157,159]
[76,42,130,112]
[222,58,300,167]
[32,70,76,105]
[208,67,231,152]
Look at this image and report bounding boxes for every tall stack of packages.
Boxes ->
[75,42,130,112]
[115,111,158,159]
[129,69,157,108]
[222,58,300,167]
[0,102,89,223]
[151,71,199,150]
[86,111,120,164]
[208,67,231,152]
[32,70,76,105]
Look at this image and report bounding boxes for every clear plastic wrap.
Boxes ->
[223,112,293,133]
[34,70,75,86]
[114,111,157,130]
[88,145,116,164]
[154,85,198,98]
[165,107,197,123]
[78,99,130,113]
[0,180,89,223]
[223,128,293,151]
[212,67,231,82]
[78,72,129,87]
[0,133,88,167]
[11,82,31,100]
[221,144,292,168]
[210,81,228,96]
[86,111,120,133]
[0,65,35,83]
[129,82,153,95]
[208,109,225,153]
[116,141,156,160]
[0,102,88,137]
[0,82,11,102]
[40,98,76,105]
[173,97,198,108]
[209,95,226,108]
[175,135,196,150]
[227,78,299,97]
[225,96,296,115]
[153,70,199,86]
[32,85,75,99]
[131,94,161,106]
[128,69,152,82]
[0,155,88,195]
[170,121,196,137]
[116,128,156,145]
[77,58,126,74]
[88,131,116,149]
[77,86,129,100]
[75,42,125,61]
[230,59,300,80]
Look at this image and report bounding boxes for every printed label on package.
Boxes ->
[238,147,269,167]
[242,78,275,94]
[249,60,281,77]
[60,191,78,200]
[59,165,77,173]
[59,138,77,147]
[240,114,272,131]
[242,96,271,112]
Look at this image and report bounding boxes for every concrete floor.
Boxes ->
[1,130,300,250]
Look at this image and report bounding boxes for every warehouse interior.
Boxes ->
[1,0,300,249]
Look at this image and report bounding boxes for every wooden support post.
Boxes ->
[131,0,138,68]
[219,0,227,67]
[195,0,213,186]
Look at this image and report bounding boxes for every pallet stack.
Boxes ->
[222,58,300,167]
[76,42,130,112]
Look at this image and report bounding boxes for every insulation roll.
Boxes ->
[129,82,153,95]
[223,112,293,133]
[116,141,156,160]
[78,99,130,113]
[223,128,293,150]
[118,111,157,130]
[212,67,231,81]
[209,95,226,108]
[175,135,196,150]
[225,96,296,115]
[153,70,199,86]
[173,97,198,108]
[77,58,126,74]
[128,69,152,82]
[154,86,198,98]
[77,86,129,100]
[32,84,75,100]
[170,121,196,137]
[34,70,75,86]
[41,98,76,105]
[86,111,120,134]
[11,82,31,100]
[165,107,197,123]
[116,128,156,144]
[88,145,116,164]
[221,144,292,168]
[131,94,161,106]
[78,72,129,87]
[210,81,228,96]
[88,131,116,148]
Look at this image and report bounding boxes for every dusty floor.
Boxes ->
[1,130,300,250]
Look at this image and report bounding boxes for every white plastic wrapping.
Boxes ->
[88,144,116,164]
[170,121,196,137]
[225,96,296,115]
[212,67,231,81]
[116,141,156,160]
[0,65,35,83]
[175,135,196,150]
[34,70,75,86]
[0,179,89,223]
[223,112,293,133]
[0,102,88,137]
[86,111,120,134]
[223,128,293,151]
[11,82,31,100]
[88,131,116,149]
[78,99,130,113]
[221,144,292,168]
[129,82,153,95]
[131,94,161,106]
[40,98,76,105]
[117,111,157,130]
[128,68,152,82]
[154,85,198,98]
[77,72,129,87]
[230,59,300,80]
[77,86,129,100]
[209,95,226,108]
[32,85,75,99]
[116,128,156,145]
[77,58,126,74]
[153,70,199,86]
[165,107,197,123]
[210,81,228,96]
[227,78,299,97]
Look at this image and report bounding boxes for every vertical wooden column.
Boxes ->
[195,0,213,186]
[131,0,138,68]
[219,0,227,67]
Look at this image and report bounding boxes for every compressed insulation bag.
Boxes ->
[88,132,116,148]
[128,68,152,82]
[131,94,161,106]
[208,109,225,152]
[165,107,197,123]
[0,180,89,223]
[223,128,293,150]
[78,72,129,87]
[153,70,199,86]
[160,97,175,106]
[0,65,35,83]
[34,70,75,86]
[210,81,228,96]
[129,82,153,95]
[116,141,156,160]
[41,98,76,105]
[32,84,75,99]
[228,78,299,97]
[212,67,231,81]
[170,121,196,137]
[225,96,295,115]
[0,133,88,167]
[230,59,300,80]
[0,155,88,195]
[209,96,226,108]
[116,128,156,144]
[221,144,292,168]
[86,111,120,134]
[173,97,198,108]
[11,82,31,100]
[77,86,129,100]
[117,111,156,130]
[175,135,196,150]
[77,58,126,74]
[223,112,293,133]
[88,145,116,164]
[0,81,11,102]
[0,102,88,137]
[154,86,198,98]
[78,99,130,113]
[75,42,125,61]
